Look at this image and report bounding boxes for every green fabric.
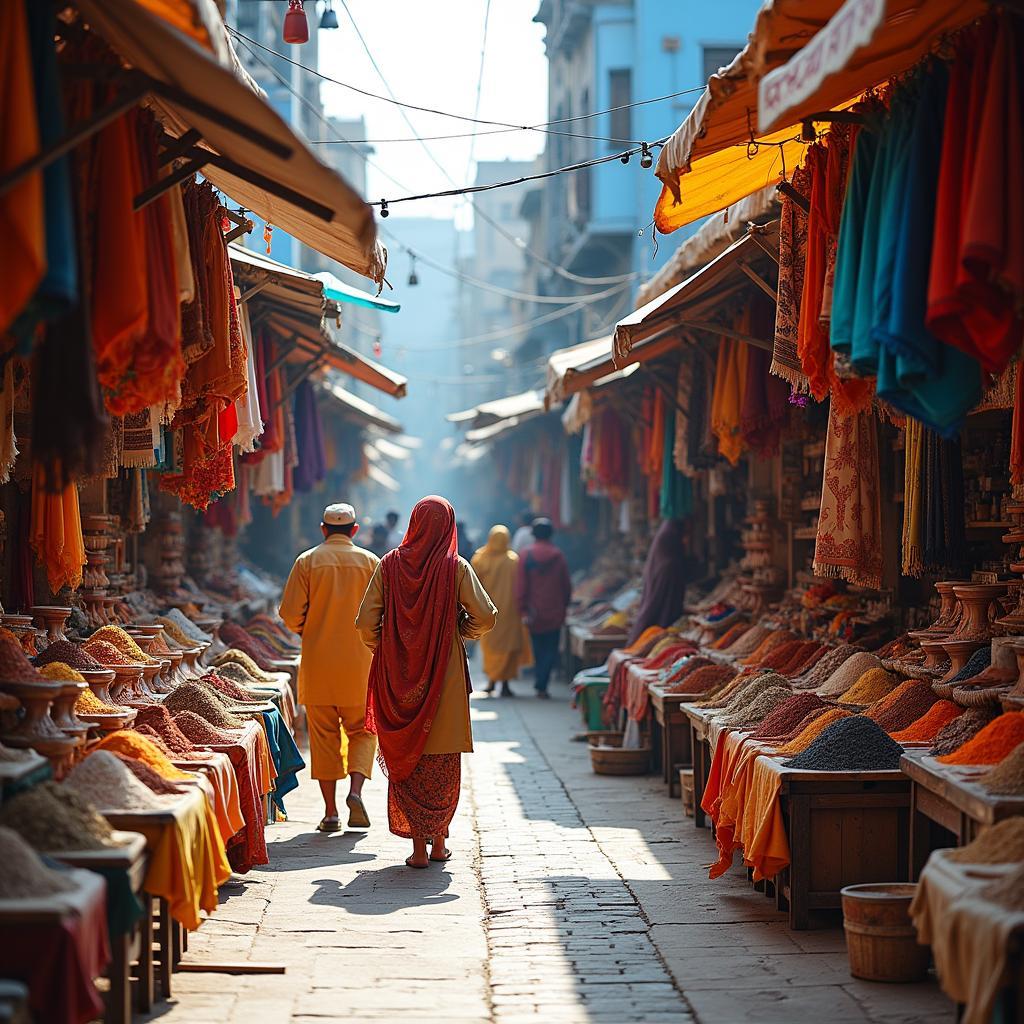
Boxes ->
[576,681,610,731]
[91,864,145,940]
[660,405,692,520]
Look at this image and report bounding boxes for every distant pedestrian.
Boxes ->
[516,518,571,699]
[471,525,533,697]
[511,509,534,554]
[356,495,496,869]
[366,523,390,558]
[456,520,475,562]
[384,510,403,550]
[279,503,378,833]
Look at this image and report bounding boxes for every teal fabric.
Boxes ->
[260,709,304,815]
[659,406,692,520]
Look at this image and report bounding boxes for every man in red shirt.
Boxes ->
[516,518,572,699]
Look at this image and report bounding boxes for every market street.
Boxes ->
[147,680,951,1024]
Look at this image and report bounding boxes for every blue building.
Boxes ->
[525,0,759,352]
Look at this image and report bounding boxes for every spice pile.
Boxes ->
[785,716,904,771]
[38,662,86,682]
[947,818,1024,863]
[721,624,771,657]
[0,827,75,898]
[979,743,1024,795]
[65,751,179,811]
[174,710,236,746]
[214,649,277,683]
[711,623,750,650]
[97,731,193,780]
[90,626,158,665]
[840,667,899,705]
[164,682,244,728]
[667,664,734,696]
[202,672,263,703]
[741,631,795,666]
[947,646,992,683]
[706,672,782,716]
[816,652,882,698]
[750,693,828,740]
[134,705,199,755]
[930,707,998,756]
[155,616,199,648]
[866,680,940,733]
[74,687,122,716]
[0,781,116,851]
[890,700,962,743]
[34,641,102,672]
[113,755,188,796]
[714,686,792,729]
[0,631,45,682]
[162,608,212,643]
[938,713,1024,765]
[82,639,137,666]
[791,645,863,691]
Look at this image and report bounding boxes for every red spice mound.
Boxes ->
[785,644,827,677]
[889,700,963,743]
[173,710,235,746]
[113,754,187,796]
[668,664,734,695]
[662,656,714,687]
[867,680,940,734]
[711,623,751,651]
[756,640,806,671]
[741,630,795,667]
[35,640,102,671]
[134,724,203,761]
[0,631,45,682]
[750,693,828,740]
[938,712,1024,765]
[220,623,278,664]
[133,705,198,755]
[202,671,261,703]
[774,704,834,743]
[82,639,135,666]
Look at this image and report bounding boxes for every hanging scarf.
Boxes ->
[710,337,748,466]
[29,463,86,594]
[672,357,694,475]
[901,417,924,577]
[741,295,790,456]
[0,360,19,483]
[660,404,692,520]
[121,408,157,468]
[771,162,811,392]
[813,404,883,590]
[922,428,966,573]
[232,302,263,453]
[367,496,460,782]
[292,378,326,492]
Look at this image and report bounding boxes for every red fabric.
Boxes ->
[516,540,572,633]
[209,728,269,874]
[387,752,461,839]
[927,18,1022,373]
[367,495,459,782]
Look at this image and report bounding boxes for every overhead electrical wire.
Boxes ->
[232,34,638,299]
[227,25,705,138]
[462,0,492,184]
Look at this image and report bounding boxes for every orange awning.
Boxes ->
[653,0,983,233]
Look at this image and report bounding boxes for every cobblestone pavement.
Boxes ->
[147,677,952,1024]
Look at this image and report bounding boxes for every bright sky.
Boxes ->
[317,0,549,222]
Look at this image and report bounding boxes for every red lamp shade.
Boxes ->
[283,1,309,44]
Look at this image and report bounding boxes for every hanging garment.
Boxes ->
[232,303,263,452]
[0,0,44,336]
[659,405,693,520]
[922,429,966,574]
[710,337,748,466]
[813,404,883,590]
[771,163,812,392]
[291,378,326,492]
[30,464,87,594]
[672,358,695,475]
[901,417,925,577]
[741,294,790,455]
[0,360,19,484]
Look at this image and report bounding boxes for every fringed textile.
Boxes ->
[901,417,924,577]
[771,163,811,392]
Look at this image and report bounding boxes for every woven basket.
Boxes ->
[931,680,957,700]
[589,744,651,776]
[1001,694,1024,714]
[951,685,1011,709]
[585,730,624,748]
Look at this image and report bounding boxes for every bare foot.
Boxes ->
[407,838,430,868]
[429,836,452,861]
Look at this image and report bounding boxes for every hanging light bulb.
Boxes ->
[620,151,630,164]
[639,143,653,169]
[407,255,419,287]
[319,1,339,29]
[283,0,309,44]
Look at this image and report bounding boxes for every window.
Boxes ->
[703,45,743,82]
[608,69,632,145]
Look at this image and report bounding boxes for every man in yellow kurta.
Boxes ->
[279,503,379,832]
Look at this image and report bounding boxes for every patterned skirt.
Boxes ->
[387,753,461,840]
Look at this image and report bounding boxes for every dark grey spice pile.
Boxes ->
[947,646,992,684]
[785,716,904,771]
[930,706,999,757]
[750,693,828,740]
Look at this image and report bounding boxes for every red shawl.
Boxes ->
[367,496,459,781]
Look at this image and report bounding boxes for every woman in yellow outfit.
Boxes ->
[471,525,533,697]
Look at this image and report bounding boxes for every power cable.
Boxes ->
[462,0,493,185]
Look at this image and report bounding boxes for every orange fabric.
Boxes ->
[623,627,666,656]
[710,337,748,466]
[29,464,86,594]
[200,752,246,844]
[0,0,44,335]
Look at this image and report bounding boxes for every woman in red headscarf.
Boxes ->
[356,495,497,868]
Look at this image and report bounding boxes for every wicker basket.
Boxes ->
[589,744,651,776]
[585,730,624,748]
[951,684,1010,709]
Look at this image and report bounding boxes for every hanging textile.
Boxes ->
[660,404,693,520]
[121,409,157,469]
[673,357,694,475]
[0,361,19,484]
[771,163,812,392]
[741,295,790,456]
[30,464,86,594]
[901,417,924,577]
[1012,368,1024,491]
[687,350,717,470]
[927,16,1024,375]
[10,0,77,344]
[710,337,748,466]
[125,469,151,534]
[812,404,883,590]
[0,0,44,337]
[232,302,263,453]
[922,429,966,573]
[292,378,326,493]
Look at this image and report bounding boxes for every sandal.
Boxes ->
[316,816,341,833]
[405,855,429,869]
[346,794,371,829]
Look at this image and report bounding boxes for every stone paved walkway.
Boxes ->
[146,677,952,1024]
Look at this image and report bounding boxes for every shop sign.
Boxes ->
[758,0,885,133]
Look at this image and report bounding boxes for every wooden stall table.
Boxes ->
[772,758,911,930]
[0,869,110,1024]
[51,832,149,1024]
[648,684,694,797]
[682,704,713,828]
[567,624,626,673]
[901,749,1024,878]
